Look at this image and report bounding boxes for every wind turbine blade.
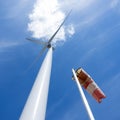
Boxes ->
[26,38,47,45]
[27,46,47,71]
[48,10,72,44]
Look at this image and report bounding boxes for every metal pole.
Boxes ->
[72,69,95,120]
[19,47,53,120]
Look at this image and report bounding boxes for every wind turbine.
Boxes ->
[19,10,72,120]
[26,10,72,64]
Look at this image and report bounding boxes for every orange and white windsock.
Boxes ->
[72,68,106,103]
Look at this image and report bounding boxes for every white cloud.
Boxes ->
[0,41,20,53]
[77,47,97,65]
[110,0,120,14]
[60,0,95,11]
[66,24,75,37]
[103,72,120,101]
[3,0,30,19]
[72,0,120,31]
[27,0,120,45]
[0,41,19,49]
[110,0,120,8]
[28,0,75,44]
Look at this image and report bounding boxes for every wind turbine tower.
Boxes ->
[19,10,72,120]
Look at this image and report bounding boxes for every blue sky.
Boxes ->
[0,0,120,120]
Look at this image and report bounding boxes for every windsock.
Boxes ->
[72,68,106,103]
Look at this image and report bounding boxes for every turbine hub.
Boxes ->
[47,44,51,48]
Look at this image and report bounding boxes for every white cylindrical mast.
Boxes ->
[20,47,53,120]
[72,69,95,120]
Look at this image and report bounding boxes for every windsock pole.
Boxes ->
[19,47,53,120]
[72,69,95,120]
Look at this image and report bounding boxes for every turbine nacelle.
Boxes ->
[26,38,54,50]
[47,44,51,48]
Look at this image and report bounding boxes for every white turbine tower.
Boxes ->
[19,10,72,120]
